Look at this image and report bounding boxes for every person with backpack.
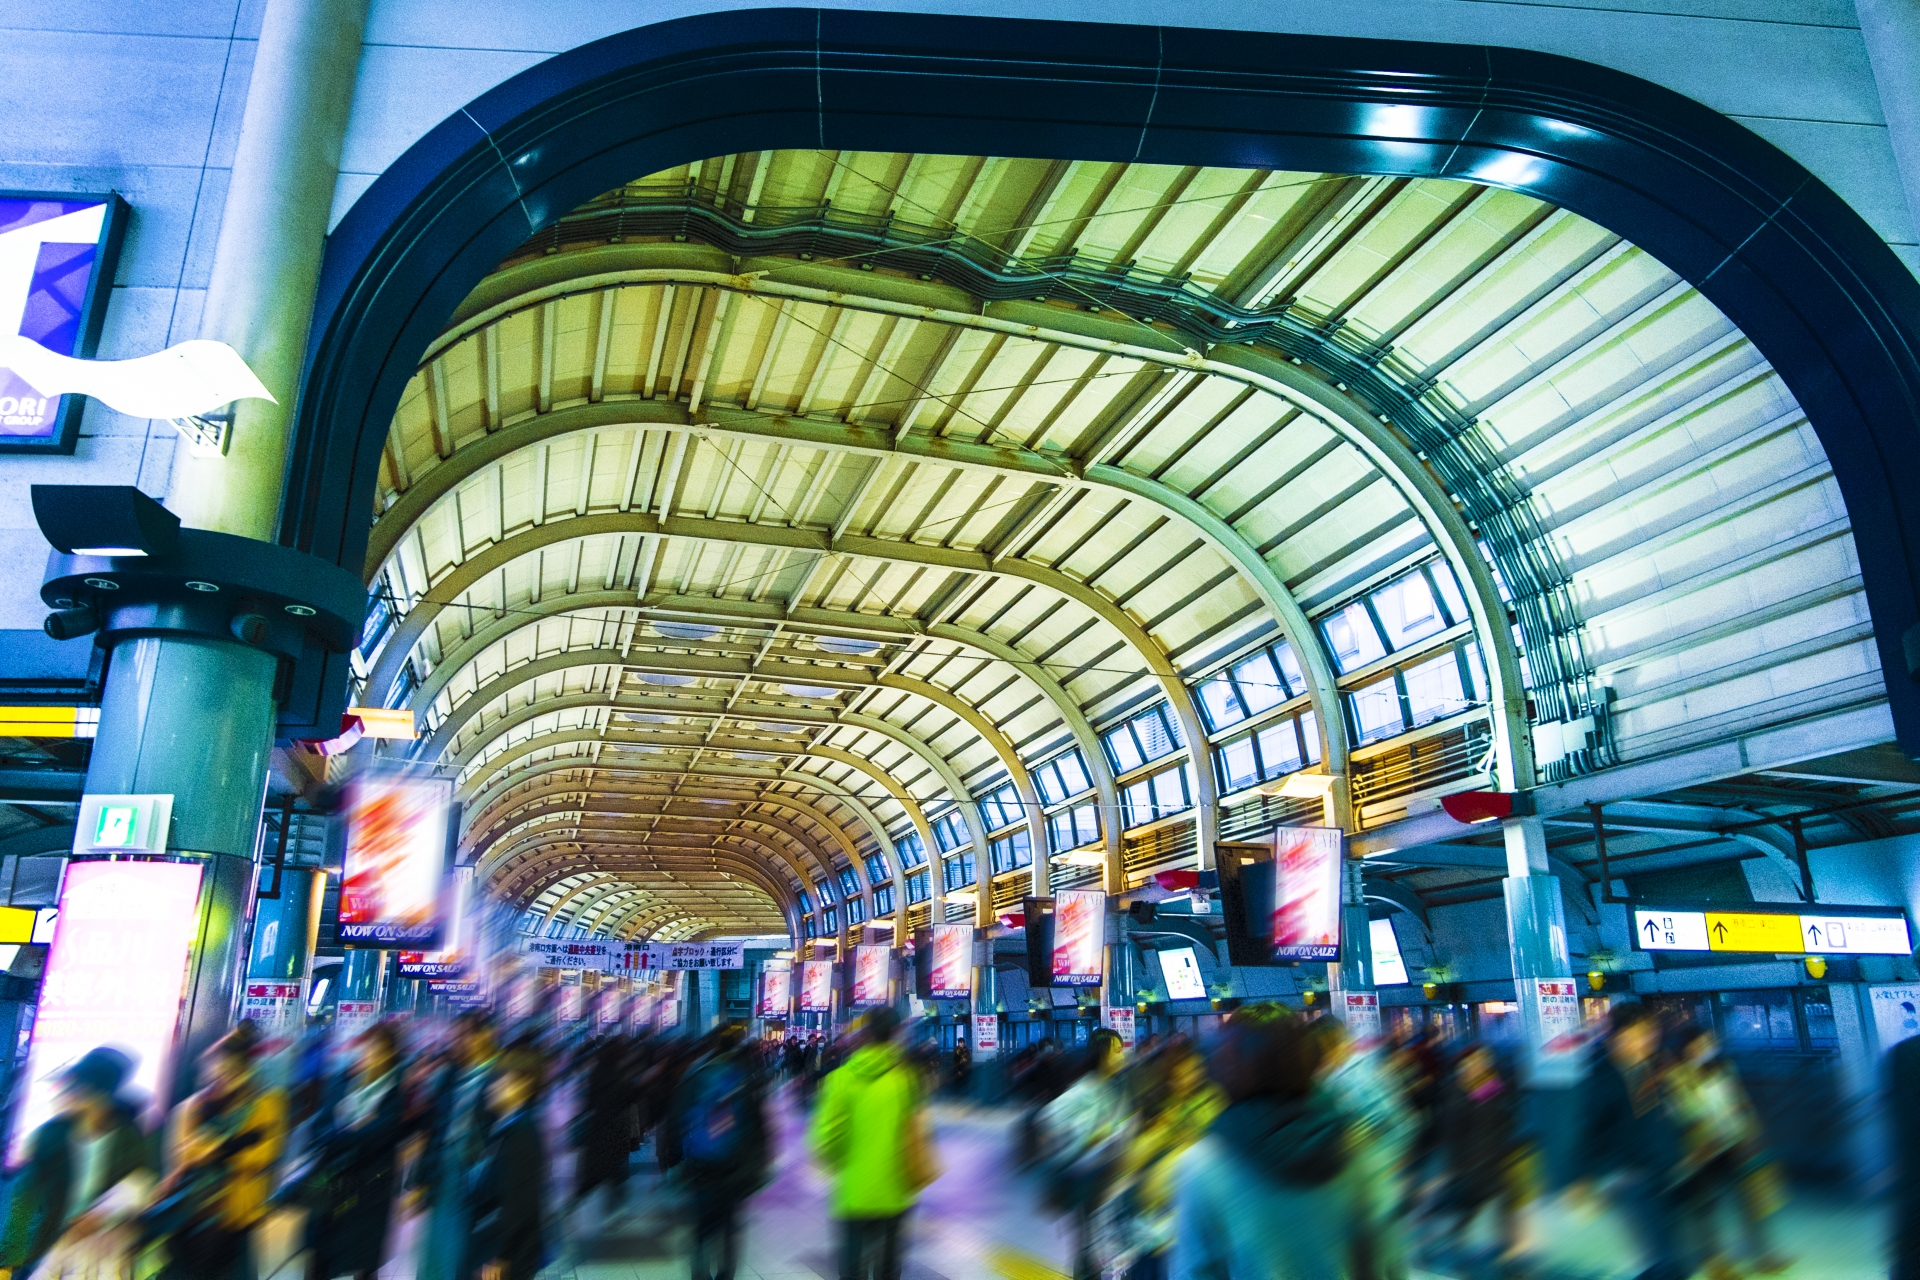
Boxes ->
[661,1027,772,1280]
[809,1009,938,1280]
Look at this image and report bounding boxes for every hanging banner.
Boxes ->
[851,944,892,1007]
[926,923,974,1000]
[800,959,836,1011]
[521,939,620,968]
[972,1014,1000,1057]
[398,864,472,977]
[13,860,204,1159]
[759,967,793,1018]
[1340,992,1382,1040]
[1105,1005,1136,1049]
[339,773,452,947]
[1272,826,1343,961]
[613,941,745,972]
[1870,983,1920,1049]
[1051,890,1106,987]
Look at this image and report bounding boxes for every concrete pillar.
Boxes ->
[170,0,369,536]
[1858,0,1920,257]
[1502,815,1575,1070]
[85,635,278,1100]
[1329,859,1377,1035]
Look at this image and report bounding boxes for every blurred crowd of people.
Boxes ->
[0,997,1803,1280]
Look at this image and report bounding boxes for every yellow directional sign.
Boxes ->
[1704,912,1804,953]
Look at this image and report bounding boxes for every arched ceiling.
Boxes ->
[359,150,1866,946]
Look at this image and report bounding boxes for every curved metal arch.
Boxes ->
[474,796,829,890]
[494,842,792,916]
[486,812,820,910]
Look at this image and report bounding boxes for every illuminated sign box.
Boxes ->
[0,194,129,455]
[338,773,452,947]
[1633,906,1912,955]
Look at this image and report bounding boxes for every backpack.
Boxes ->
[681,1060,752,1166]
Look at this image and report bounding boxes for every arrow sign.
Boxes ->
[1806,923,1823,947]
[1713,921,1728,942]
[1645,919,1659,941]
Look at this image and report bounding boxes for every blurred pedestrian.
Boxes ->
[301,1023,408,1280]
[1576,1003,1690,1280]
[950,1038,971,1098]
[1040,1029,1129,1279]
[1664,1025,1789,1278]
[461,1043,549,1280]
[0,1047,154,1279]
[572,1037,638,1228]
[417,1012,496,1280]
[1311,1018,1417,1280]
[1114,1043,1223,1280]
[1893,1029,1920,1280]
[159,1023,287,1280]
[661,1027,771,1280]
[809,1009,938,1280]
[1169,1002,1367,1279]
[1430,1044,1524,1275]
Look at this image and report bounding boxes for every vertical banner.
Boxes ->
[339,773,452,947]
[1105,1005,1136,1049]
[1051,890,1106,987]
[800,960,835,1012]
[1339,992,1382,1040]
[1532,978,1587,1060]
[14,861,204,1156]
[926,923,974,999]
[1272,826,1343,961]
[850,945,892,1007]
[759,968,793,1019]
[972,1014,1000,1057]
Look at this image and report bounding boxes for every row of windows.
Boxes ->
[1217,710,1323,795]
[1047,800,1101,853]
[1321,559,1470,675]
[1033,750,1095,805]
[1122,763,1193,827]
[897,832,928,867]
[979,782,1026,833]
[990,829,1034,875]
[1195,640,1310,732]
[1348,642,1482,745]
[837,866,861,900]
[1103,704,1183,774]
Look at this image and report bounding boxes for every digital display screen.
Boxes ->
[1370,918,1409,985]
[1051,890,1105,987]
[926,923,973,1000]
[851,944,891,1006]
[1272,826,1343,961]
[0,195,123,453]
[759,968,792,1018]
[397,864,471,977]
[799,959,836,1011]
[1161,947,1207,1001]
[13,861,203,1161]
[339,773,451,946]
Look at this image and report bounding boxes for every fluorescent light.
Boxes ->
[71,546,145,557]
[1261,771,1336,799]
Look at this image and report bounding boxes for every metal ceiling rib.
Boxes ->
[365,150,1867,944]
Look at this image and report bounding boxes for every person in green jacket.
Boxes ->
[808,1009,938,1280]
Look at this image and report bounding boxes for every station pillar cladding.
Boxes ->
[1330,857,1377,1032]
[243,865,327,1039]
[1502,814,1578,1077]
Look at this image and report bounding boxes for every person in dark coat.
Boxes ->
[1891,1030,1920,1280]
[1432,1044,1523,1268]
[463,1044,549,1280]
[662,1028,771,1280]
[304,1023,409,1280]
[0,1047,154,1277]
[572,1037,636,1219]
[1577,1003,1690,1280]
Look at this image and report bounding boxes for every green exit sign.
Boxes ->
[93,805,137,847]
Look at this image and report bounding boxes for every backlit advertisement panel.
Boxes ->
[1161,947,1207,1001]
[851,944,892,1007]
[340,773,452,947]
[1272,826,1343,961]
[0,195,128,454]
[759,967,792,1018]
[398,864,472,977]
[799,959,836,1011]
[927,923,973,1000]
[13,861,203,1160]
[1051,890,1105,987]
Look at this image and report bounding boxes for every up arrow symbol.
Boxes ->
[1712,921,1728,943]
[1807,923,1823,946]
[1644,918,1659,942]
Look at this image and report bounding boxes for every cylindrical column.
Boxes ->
[170,0,370,536]
[1502,815,1577,1080]
[242,866,325,1047]
[337,947,386,1036]
[1328,858,1377,1037]
[86,635,278,1099]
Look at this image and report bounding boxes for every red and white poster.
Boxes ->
[336,1000,382,1035]
[800,959,835,1011]
[14,861,204,1157]
[339,772,451,947]
[851,944,892,1007]
[1105,1005,1136,1049]
[1051,890,1105,987]
[1340,991,1382,1041]
[927,923,973,1000]
[1272,826,1343,961]
[240,979,305,1046]
[972,1014,1000,1057]
[1533,978,1586,1058]
[759,967,793,1018]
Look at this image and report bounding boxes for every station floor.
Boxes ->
[277,1092,1887,1280]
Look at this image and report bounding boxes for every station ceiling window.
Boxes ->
[905,870,931,905]
[990,829,1033,876]
[1320,560,1470,675]
[930,811,968,854]
[895,832,928,868]
[1103,705,1183,774]
[1047,800,1101,853]
[797,888,813,915]
[1033,749,1094,805]
[1217,709,1322,795]
[979,782,1025,834]
[864,853,892,885]
[1195,640,1309,732]
[1347,643,1483,746]
[943,851,977,892]
[836,866,861,900]
[1122,763,1194,828]
[822,905,837,932]
[845,895,866,925]
[872,884,896,916]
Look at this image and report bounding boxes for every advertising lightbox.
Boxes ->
[1272,826,1343,961]
[1051,890,1105,987]
[759,967,793,1018]
[13,861,203,1160]
[799,959,836,1012]
[1161,947,1208,1001]
[851,945,892,1007]
[0,195,128,455]
[339,773,452,947]
[1369,918,1410,985]
[926,923,973,1000]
